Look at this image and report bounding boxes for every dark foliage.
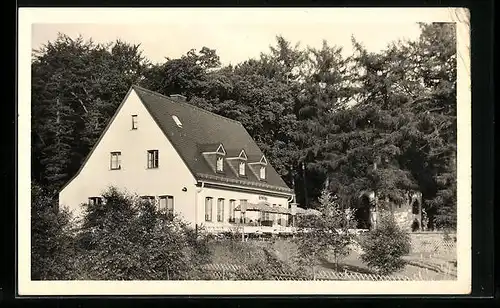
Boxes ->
[359,213,411,275]
[32,23,457,229]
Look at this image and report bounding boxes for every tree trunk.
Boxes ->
[302,162,308,207]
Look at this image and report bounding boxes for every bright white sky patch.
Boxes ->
[31,8,430,65]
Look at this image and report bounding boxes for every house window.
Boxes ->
[147,150,159,169]
[216,155,224,173]
[141,195,156,206]
[229,199,236,223]
[217,198,225,222]
[240,199,248,223]
[239,161,246,176]
[172,115,183,128]
[132,115,138,129]
[159,195,174,216]
[205,197,213,222]
[259,166,266,180]
[110,152,121,170]
[88,197,102,205]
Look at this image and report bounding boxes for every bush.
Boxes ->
[294,188,357,275]
[32,185,214,280]
[359,212,411,275]
[31,182,77,280]
[74,187,206,280]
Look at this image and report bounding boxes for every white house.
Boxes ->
[59,85,297,233]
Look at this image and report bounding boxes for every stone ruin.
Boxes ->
[355,190,423,232]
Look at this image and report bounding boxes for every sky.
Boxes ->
[29,8,445,66]
[32,23,421,66]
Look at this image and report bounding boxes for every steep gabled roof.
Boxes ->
[132,85,292,193]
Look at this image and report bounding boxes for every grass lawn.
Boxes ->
[206,237,457,280]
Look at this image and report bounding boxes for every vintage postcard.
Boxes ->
[17,7,471,296]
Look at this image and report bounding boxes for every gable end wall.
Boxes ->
[59,89,198,223]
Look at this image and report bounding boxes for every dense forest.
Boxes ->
[31,22,457,229]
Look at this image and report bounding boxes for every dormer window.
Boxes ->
[239,161,246,176]
[216,155,224,172]
[260,166,266,180]
[237,149,247,176]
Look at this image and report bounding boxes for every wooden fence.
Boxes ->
[199,263,442,281]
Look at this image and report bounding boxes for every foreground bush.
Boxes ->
[31,182,76,280]
[359,212,411,275]
[73,187,212,280]
[294,188,357,277]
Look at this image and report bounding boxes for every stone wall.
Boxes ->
[392,191,422,231]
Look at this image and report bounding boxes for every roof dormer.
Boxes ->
[249,154,268,181]
[216,144,226,155]
[260,155,268,165]
[238,149,247,161]
[223,148,248,177]
[237,150,247,176]
[199,143,226,174]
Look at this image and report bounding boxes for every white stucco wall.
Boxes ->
[59,89,198,222]
[195,186,292,229]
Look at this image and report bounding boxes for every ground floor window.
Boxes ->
[229,199,236,223]
[217,198,225,222]
[159,195,174,218]
[141,195,156,205]
[88,197,102,206]
[239,199,248,223]
[205,197,213,221]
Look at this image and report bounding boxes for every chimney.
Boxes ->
[169,94,187,101]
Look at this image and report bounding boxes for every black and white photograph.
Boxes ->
[17,7,471,295]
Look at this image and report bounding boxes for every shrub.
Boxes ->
[359,212,411,275]
[31,182,77,280]
[75,187,198,280]
[294,188,357,276]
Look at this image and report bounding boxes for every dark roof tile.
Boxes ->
[132,85,292,193]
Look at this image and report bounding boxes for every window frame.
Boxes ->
[147,150,159,169]
[216,154,224,173]
[259,165,266,180]
[131,115,138,130]
[229,199,236,222]
[140,195,156,206]
[88,197,102,205]
[238,160,246,176]
[217,198,225,222]
[159,195,174,218]
[205,197,213,222]
[239,199,248,223]
[110,151,122,170]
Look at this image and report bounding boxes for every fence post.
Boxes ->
[222,268,225,280]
